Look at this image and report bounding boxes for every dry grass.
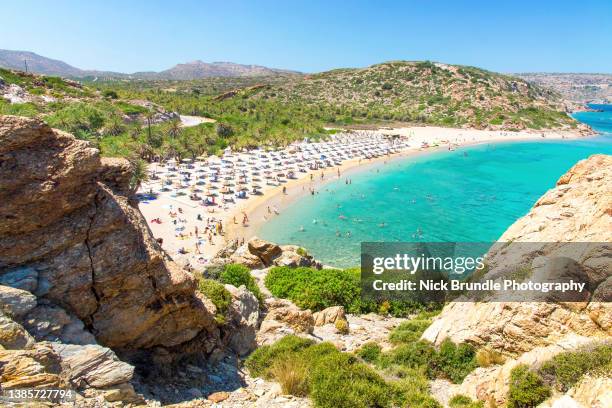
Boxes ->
[270,358,310,397]
[476,348,506,367]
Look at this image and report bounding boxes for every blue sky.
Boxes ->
[2,0,611,74]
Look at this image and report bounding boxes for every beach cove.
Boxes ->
[137,124,599,269]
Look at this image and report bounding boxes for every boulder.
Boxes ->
[313,306,346,326]
[264,299,314,334]
[248,237,282,265]
[0,342,62,389]
[52,343,134,388]
[0,312,35,349]
[230,244,265,269]
[225,284,260,356]
[0,285,37,319]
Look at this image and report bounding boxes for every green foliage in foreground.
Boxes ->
[246,335,440,408]
[219,263,263,303]
[196,278,232,324]
[507,365,551,408]
[538,343,611,392]
[264,266,441,317]
[448,394,484,408]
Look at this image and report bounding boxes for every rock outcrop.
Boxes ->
[422,154,611,406]
[221,237,321,269]
[0,115,224,404]
[0,115,216,349]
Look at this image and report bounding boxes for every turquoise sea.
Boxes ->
[259,107,612,267]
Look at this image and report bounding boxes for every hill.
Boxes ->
[0,49,299,80]
[516,72,612,104]
[218,61,578,130]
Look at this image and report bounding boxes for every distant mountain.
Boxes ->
[155,60,299,79]
[516,72,612,104]
[0,49,299,80]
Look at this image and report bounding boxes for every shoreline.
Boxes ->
[224,127,591,245]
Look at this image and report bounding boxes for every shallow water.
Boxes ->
[259,108,612,267]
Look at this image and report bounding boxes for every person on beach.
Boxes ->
[267,206,271,214]
[337,168,340,178]
[310,174,314,181]
[283,186,287,194]
[320,171,324,180]
[233,216,237,224]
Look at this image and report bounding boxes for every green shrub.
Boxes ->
[309,351,393,408]
[389,319,432,344]
[538,343,611,391]
[356,342,382,363]
[265,266,437,317]
[197,278,232,324]
[335,318,349,334]
[388,366,441,408]
[296,247,308,256]
[507,365,551,408]
[246,336,396,408]
[265,266,362,312]
[380,341,436,370]
[428,339,477,383]
[245,335,314,378]
[449,394,484,408]
[220,263,263,303]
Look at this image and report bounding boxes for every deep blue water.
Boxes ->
[260,108,612,267]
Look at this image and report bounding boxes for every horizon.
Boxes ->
[2,0,611,75]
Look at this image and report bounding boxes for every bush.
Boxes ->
[380,341,436,370]
[309,351,393,408]
[356,342,382,363]
[220,263,263,303]
[428,339,477,383]
[389,319,432,345]
[270,357,310,396]
[449,394,484,408]
[265,266,362,313]
[388,366,441,408]
[265,266,438,317]
[246,336,396,408]
[507,365,551,408]
[476,347,506,367]
[538,343,611,391]
[103,89,119,99]
[245,335,314,378]
[197,278,232,324]
[335,318,349,334]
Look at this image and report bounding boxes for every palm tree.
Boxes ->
[168,118,182,139]
[144,110,154,142]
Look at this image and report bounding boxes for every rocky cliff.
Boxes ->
[422,154,611,406]
[0,115,228,404]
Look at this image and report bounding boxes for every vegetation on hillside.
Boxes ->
[1,61,579,162]
[264,266,442,317]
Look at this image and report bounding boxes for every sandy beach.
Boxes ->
[138,126,587,269]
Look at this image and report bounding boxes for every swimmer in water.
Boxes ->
[379,222,386,228]
[345,231,351,238]
[335,230,341,237]
[312,219,317,224]
[299,226,305,232]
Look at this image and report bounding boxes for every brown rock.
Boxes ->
[313,306,346,326]
[229,244,265,269]
[208,391,230,403]
[0,116,218,350]
[248,237,282,265]
[264,299,314,334]
[0,312,35,349]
